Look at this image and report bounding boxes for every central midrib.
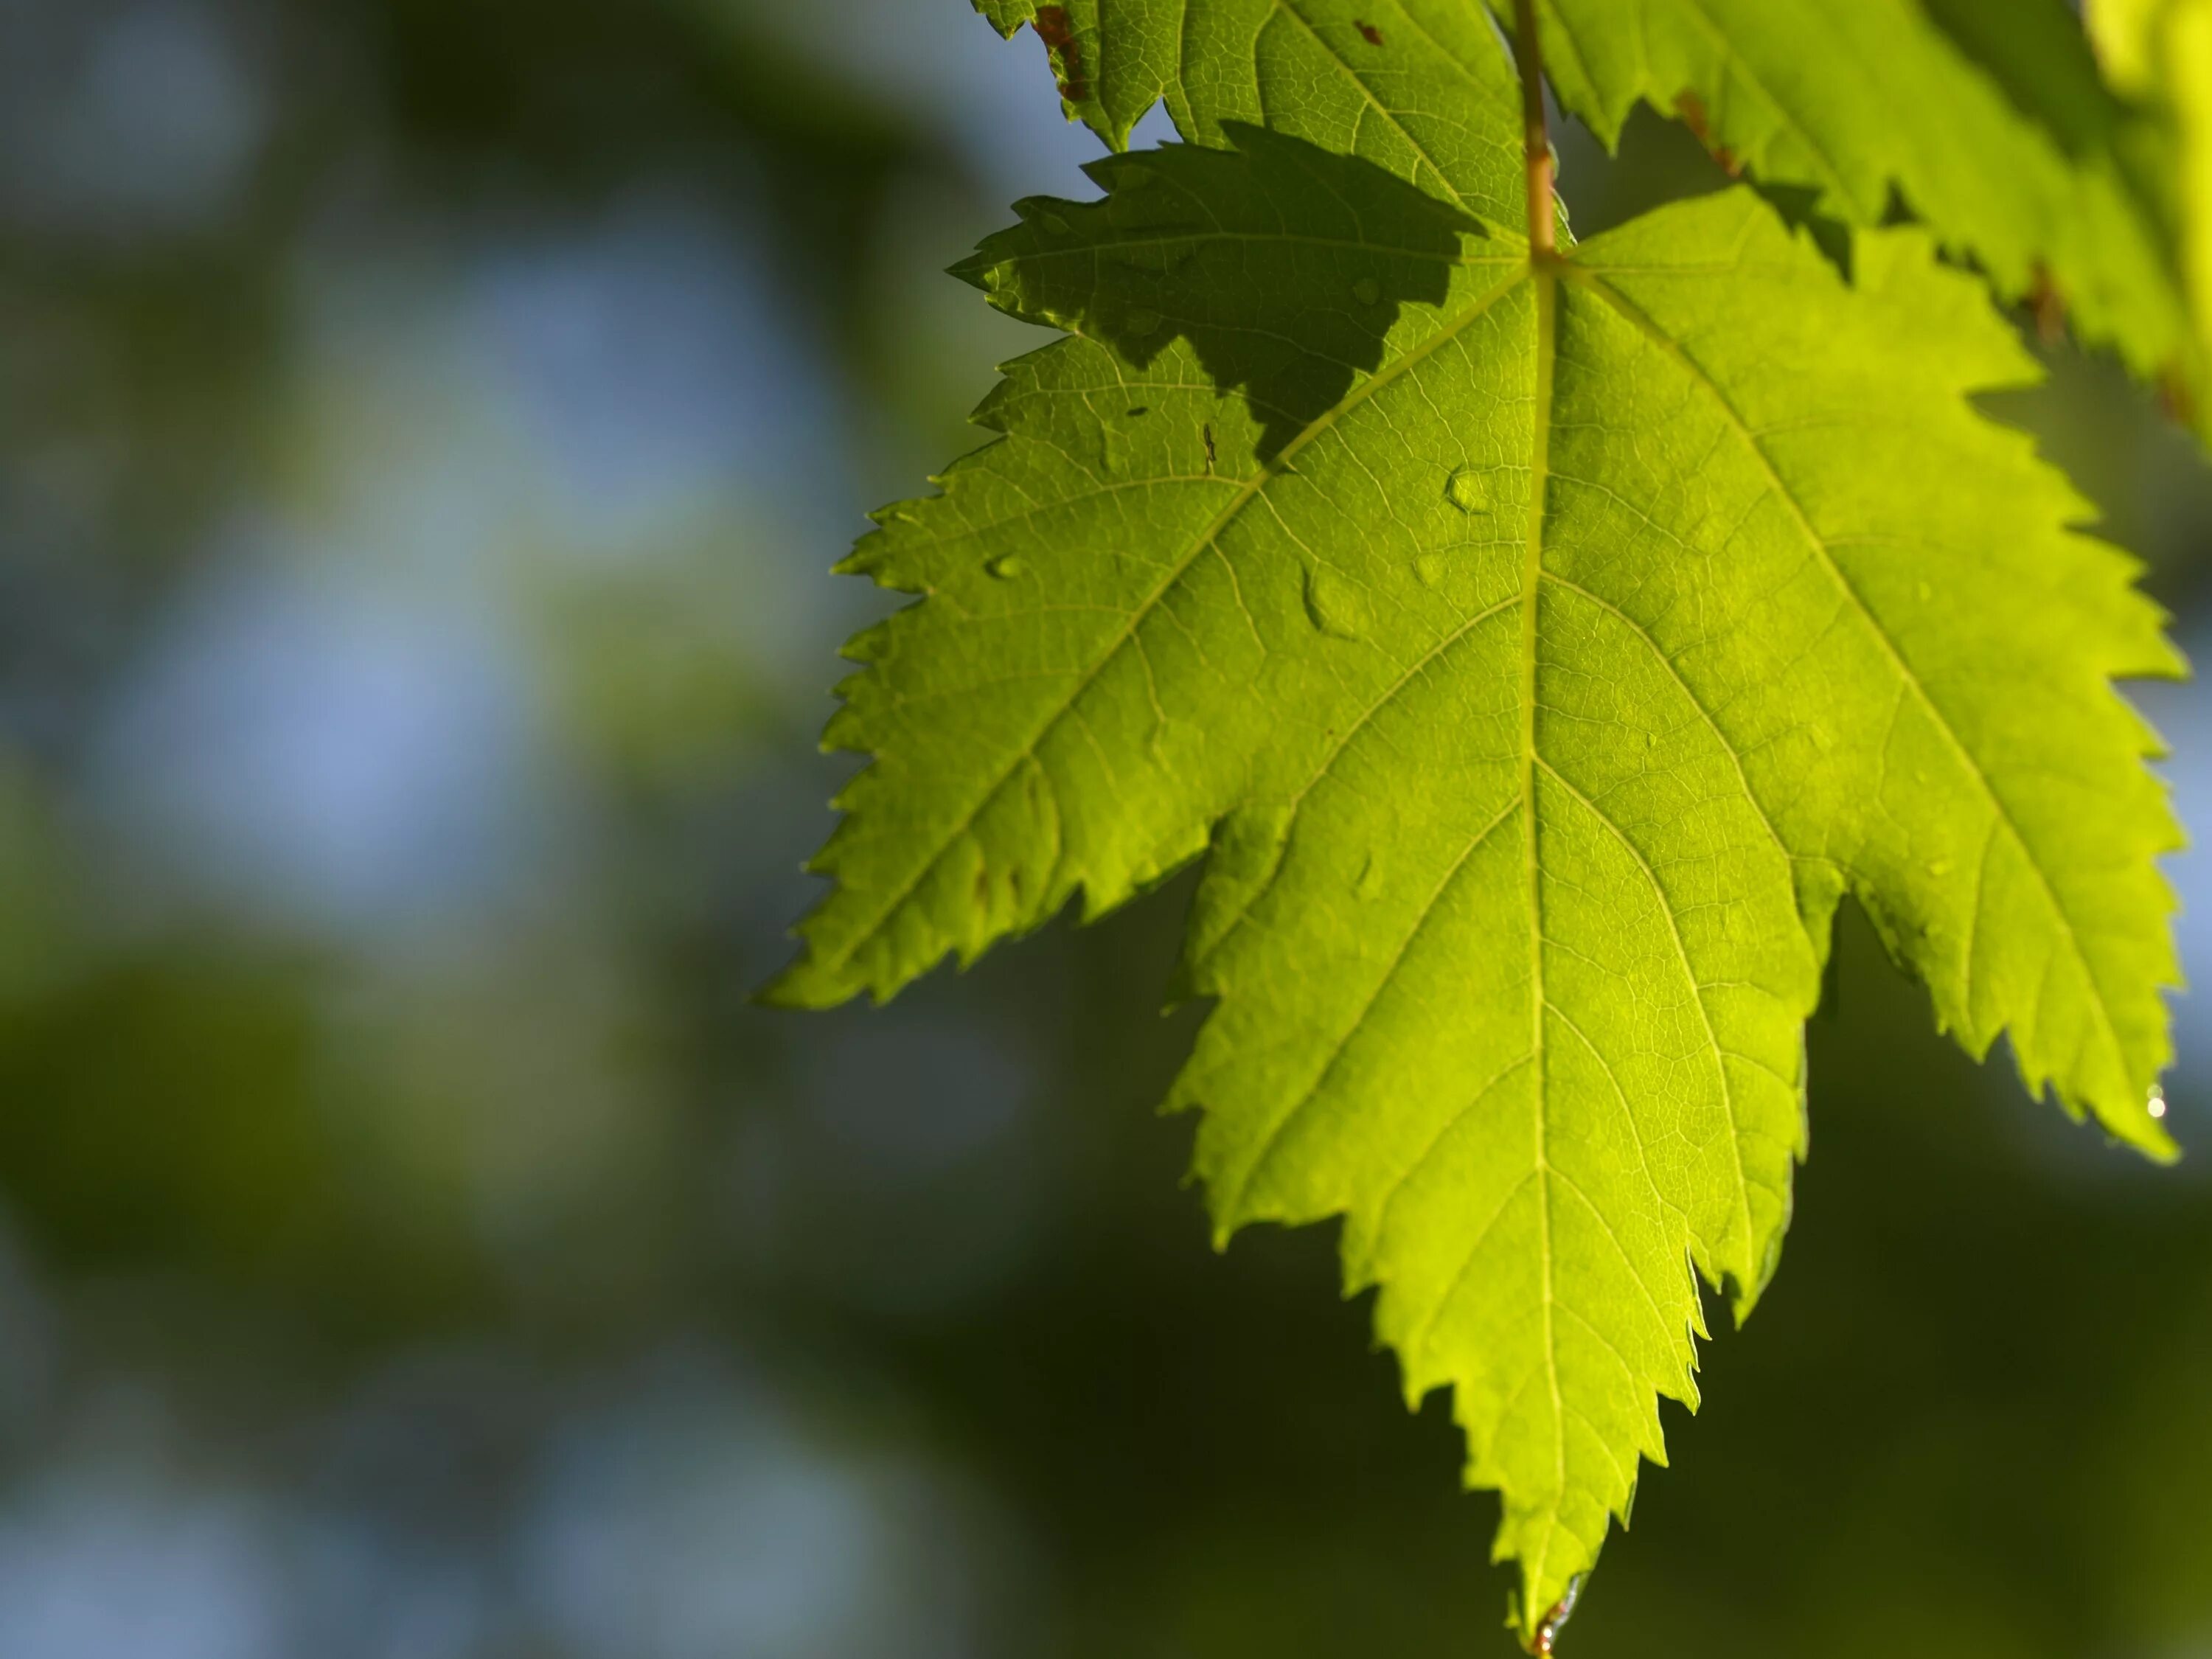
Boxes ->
[1520,257,1565,1599]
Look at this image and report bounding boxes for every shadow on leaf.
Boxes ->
[956,122,1489,464]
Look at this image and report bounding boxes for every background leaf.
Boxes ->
[2091,0,2212,428]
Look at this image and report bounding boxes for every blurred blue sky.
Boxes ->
[0,5,1112,1655]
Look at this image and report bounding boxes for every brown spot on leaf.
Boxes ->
[2160,360,2199,428]
[2026,262,2067,346]
[1674,88,1712,142]
[1354,18,1384,45]
[1673,89,1742,176]
[1032,6,1090,103]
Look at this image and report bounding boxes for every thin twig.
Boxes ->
[1510,0,1557,257]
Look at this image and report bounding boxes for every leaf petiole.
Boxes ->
[1510,0,1558,257]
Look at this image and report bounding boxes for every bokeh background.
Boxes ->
[1,2,2211,1655]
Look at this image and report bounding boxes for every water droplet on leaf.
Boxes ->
[1354,852,1385,900]
[2149,1083,2168,1120]
[987,555,1027,580]
[1352,276,1381,306]
[1445,466,1491,513]
[1302,565,1367,640]
[1110,238,1199,276]
[1528,1575,1584,1655]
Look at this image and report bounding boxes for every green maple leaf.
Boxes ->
[978,0,2208,435]
[771,122,2182,1641]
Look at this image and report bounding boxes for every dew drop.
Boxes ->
[987,555,1027,579]
[1528,1575,1585,1656]
[1125,306,1163,336]
[1302,564,1367,640]
[2150,1083,2168,1120]
[1444,465,1492,514]
[1926,857,1951,877]
[1354,852,1385,900]
[1352,275,1382,306]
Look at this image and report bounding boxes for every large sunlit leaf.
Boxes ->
[773,125,2181,1634]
